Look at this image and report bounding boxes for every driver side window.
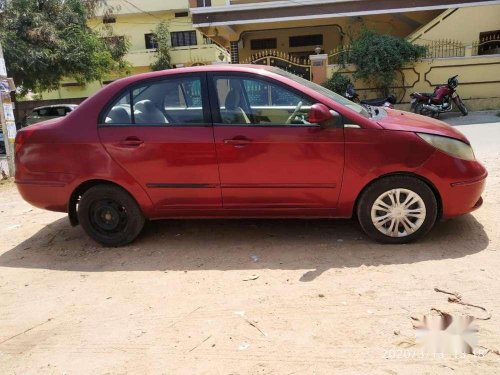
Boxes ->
[213,75,313,126]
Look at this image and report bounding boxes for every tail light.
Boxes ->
[14,128,33,154]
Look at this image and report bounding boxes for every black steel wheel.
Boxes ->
[78,184,145,247]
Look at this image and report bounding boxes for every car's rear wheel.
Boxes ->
[78,184,145,247]
[357,176,438,244]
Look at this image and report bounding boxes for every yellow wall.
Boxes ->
[328,54,500,111]
[208,11,442,61]
[99,0,190,15]
[410,4,500,44]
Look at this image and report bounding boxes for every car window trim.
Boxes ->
[98,72,212,127]
[207,71,330,128]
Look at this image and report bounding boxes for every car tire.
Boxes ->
[77,184,145,247]
[357,176,438,244]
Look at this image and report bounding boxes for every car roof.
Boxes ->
[171,64,272,73]
[111,64,275,84]
[33,104,78,111]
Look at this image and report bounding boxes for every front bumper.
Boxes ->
[416,151,487,218]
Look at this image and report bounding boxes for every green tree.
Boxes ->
[323,72,352,95]
[150,21,172,71]
[0,0,130,94]
[350,29,427,96]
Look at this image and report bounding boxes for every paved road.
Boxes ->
[438,110,500,126]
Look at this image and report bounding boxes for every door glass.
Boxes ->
[103,92,132,125]
[102,76,205,125]
[213,75,313,125]
[54,107,66,116]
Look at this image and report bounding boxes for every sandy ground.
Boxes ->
[0,123,499,374]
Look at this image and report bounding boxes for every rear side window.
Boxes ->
[34,107,68,117]
[102,76,205,125]
[103,92,132,125]
[54,107,66,116]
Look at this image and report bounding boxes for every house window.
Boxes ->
[175,11,189,18]
[289,34,323,48]
[477,30,500,55]
[250,38,277,50]
[145,33,157,49]
[103,15,116,24]
[171,31,197,47]
[197,0,211,6]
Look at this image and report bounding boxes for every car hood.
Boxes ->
[377,109,469,143]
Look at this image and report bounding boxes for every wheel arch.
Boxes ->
[68,179,142,226]
[353,172,443,220]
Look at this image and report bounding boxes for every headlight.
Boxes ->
[417,133,475,161]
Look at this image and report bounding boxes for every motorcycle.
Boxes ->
[410,75,468,118]
[345,85,396,109]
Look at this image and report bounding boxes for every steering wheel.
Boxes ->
[285,101,303,124]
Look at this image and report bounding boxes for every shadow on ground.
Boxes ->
[0,214,489,281]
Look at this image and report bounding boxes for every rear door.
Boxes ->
[98,73,222,212]
[209,72,344,209]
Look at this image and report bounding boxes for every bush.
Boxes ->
[350,29,427,96]
[323,73,352,95]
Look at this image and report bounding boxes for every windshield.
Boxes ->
[270,67,370,118]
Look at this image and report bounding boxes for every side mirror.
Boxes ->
[308,103,332,124]
[308,103,342,128]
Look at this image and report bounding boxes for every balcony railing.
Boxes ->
[125,43,229,67]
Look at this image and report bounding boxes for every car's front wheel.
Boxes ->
[78,184,145,247]
[357,176,438,244]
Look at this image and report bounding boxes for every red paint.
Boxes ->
[15,65,486,221]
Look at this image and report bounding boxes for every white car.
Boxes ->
[24,104,78,126]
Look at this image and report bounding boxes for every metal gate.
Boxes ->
[241,51,312,81]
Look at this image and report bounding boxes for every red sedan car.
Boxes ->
[15,65,487,246]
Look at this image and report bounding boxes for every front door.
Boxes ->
[208,73,344,209]
[98,73,221,211]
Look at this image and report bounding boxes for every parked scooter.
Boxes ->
[345,85,396,109]
[410,75,468,118]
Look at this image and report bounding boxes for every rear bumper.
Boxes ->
[15,176,73,213]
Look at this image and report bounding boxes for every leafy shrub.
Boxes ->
[350,29,427,96]
[323,73,352,95]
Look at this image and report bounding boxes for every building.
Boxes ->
[190,0,499,62]
[41,0,230,100]
[189,0,500,110]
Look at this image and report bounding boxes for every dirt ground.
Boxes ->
[0,123,499,374]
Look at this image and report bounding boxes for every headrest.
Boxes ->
[106,106,130,124]
[225,89,241,110]
[134,99,168,124]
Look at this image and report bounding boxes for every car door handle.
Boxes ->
[119,137,144,147]
[223,137,252,148]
